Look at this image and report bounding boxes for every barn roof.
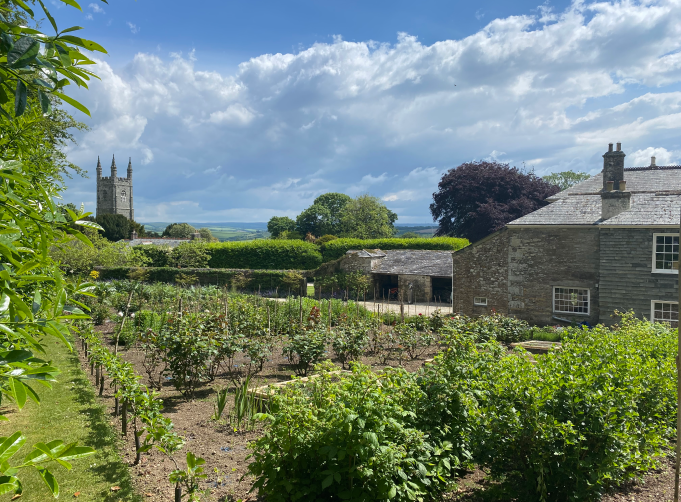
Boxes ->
[372,250,452,277]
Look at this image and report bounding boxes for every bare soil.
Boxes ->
[79,322,677,502]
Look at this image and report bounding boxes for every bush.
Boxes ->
[321,237,469,262]
[473,314,676,501]
[331,325,369,368]
[248,363,453,502]
[95,267,308,292]
[169,241,210,268]
[282,329,328,376]
[136,245,171,267]
[208,240,322,270]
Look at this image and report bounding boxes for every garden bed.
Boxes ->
[78,320,443,501]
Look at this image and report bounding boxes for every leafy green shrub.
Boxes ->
[248,363,453,502]
[95,267,307,292]
[394,324,434,360]
[331,325,369,368]
[136,245,171,267]
[321,237,469,262]
[282,330,328,376]
[530,326,563,342]
[89,302,109,325]
[452,312,530,343]
[473,314,676,501]
[169,241,210,269]
[207,240,322,270]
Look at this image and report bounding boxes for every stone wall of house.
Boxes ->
[452,229,510,316]
[398,274,431,303]
[507,227,601,326]
[599,228,678,324]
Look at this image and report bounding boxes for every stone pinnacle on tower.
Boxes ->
[111,154,117,178]
[96,156,102,179]
[127,157,132,179]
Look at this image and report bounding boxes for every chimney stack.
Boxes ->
[131,230,137,240]
[602,141,625,191]
[601,142,630,220]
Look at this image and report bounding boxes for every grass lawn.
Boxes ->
[0,335,140,502]
[307,283,315,296]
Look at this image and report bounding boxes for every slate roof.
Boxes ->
[124,238,190,248]
[509,165,681,227]
[346,249,387,258]
[372,250,453,277]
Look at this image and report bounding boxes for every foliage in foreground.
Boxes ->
[248,314,677,502]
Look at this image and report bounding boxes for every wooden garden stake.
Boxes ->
[328,298,332,332]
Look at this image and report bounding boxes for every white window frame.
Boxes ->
[553,287,590,315]
[473,297,487,306]
[652,233,679,274]
[650,300,678,327]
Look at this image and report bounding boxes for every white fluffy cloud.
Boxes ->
[64,0,681,223]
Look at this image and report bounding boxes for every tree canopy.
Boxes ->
[163,222,197,238]
[267,216,295,238]
[542,171,591,191]
[340,194,397,239]
[430,161,560,242]
[295,192,351,237]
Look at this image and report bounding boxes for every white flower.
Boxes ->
[117,311,123,317]
[130,313,135,318]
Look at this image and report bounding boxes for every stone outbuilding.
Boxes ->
[452,143,681,327]
[340,249,453,303]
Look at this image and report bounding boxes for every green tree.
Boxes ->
[163,222,196,238]
[296,203,331,237]
[267,216,295,238]
[95,213,129,241]
[168,241,210,268]
[312,193,351,235]
[542,171,591,191]
[340,194,397,239]
[198,227,218,242]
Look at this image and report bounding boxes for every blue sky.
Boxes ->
[58,0,681,223]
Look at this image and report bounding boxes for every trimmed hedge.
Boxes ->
[321,237,469,262]
[207,240,322,270]
[94,267,308,291]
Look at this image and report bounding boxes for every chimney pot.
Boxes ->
[651,156,656,166]
[619,180,626,191]
[131,230,137,240]
[608,143,613,152]
[606,181,614,191]
[616,142,621,151]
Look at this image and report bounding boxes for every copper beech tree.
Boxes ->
[430,161,560,242]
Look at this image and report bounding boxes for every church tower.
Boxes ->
[96,155,134,220]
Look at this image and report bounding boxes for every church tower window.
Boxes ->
[121,190,127,203]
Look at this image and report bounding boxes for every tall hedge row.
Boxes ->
[94,267,308,291]
[320,237,469,262]
[207,240,322,270]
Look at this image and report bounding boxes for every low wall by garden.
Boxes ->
[94,266,309,293]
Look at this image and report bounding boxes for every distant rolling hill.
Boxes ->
[141,222,269,242]
[140,222,438,242]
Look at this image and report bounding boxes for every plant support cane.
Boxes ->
[676,208,681,502]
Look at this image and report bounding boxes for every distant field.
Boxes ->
[141,222,269,242]
[141,222,438,242]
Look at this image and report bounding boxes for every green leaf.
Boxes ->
[0,432,25,464]
[37,0,58,34]
[57,0,82,11]
[36,467,58,497]
[387,484,397,499]
[322,474,333,489]
[7,37,40,68]
[38,90,52,114]
[10,379,27,410]
[58,35,107,54]
[60,26,84,34]
[57,445,95,461]
[14,81,27,117]
[52,91,90,117]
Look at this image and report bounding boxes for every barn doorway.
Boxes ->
[374,274,399,301]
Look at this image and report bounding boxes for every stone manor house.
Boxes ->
[96,155,134,220]
[451,143,681,327]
